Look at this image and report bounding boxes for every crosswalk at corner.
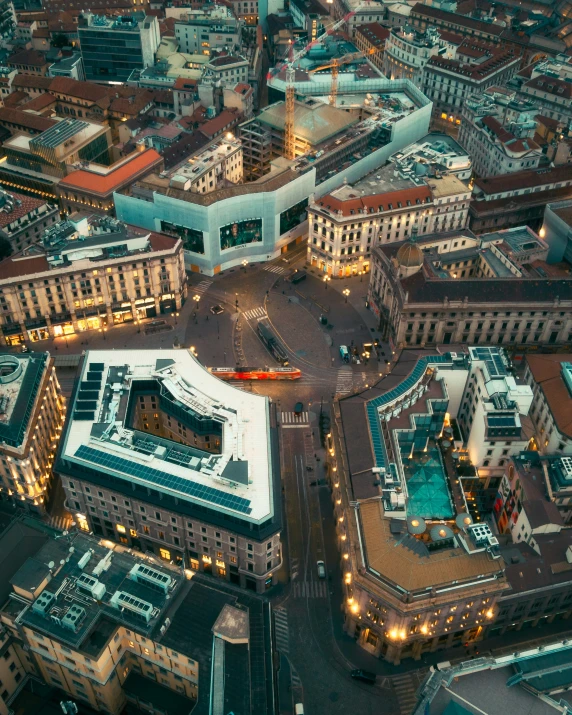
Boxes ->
[264,264,286,275]
[391,670,426,715]
[49,514,73,532]
[192,279,213,296]
[273,608,290,655]
[243,306,267,321]
[336,366,353,395]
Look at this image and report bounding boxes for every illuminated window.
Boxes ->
[159,548,170,560]
[129,529,137,537]
[116,524,126,533]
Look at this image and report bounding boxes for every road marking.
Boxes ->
[192,279,213,295]
[273,608,290,655]
[264,264,286,274]
[49,514,72,532]
[291,671,302,687]
[243,306,267,321]
[281,411,309,425]
[336,366,353,395]
[291,580,328,598]
[391,670,426,715]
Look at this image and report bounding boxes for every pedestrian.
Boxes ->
[206,315,209,321]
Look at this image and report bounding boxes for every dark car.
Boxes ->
[210,305,224,315]
[290,270,307,284]
[294,402,304,415]
[350,670,376,684]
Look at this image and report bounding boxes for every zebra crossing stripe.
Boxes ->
[193,280,213,294]
[264,265,286,274]
[281,411,309,424]
[243,307,267,320]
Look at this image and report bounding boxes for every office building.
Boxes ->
[307,165,470,277]
[0,521,277,714]
[48,52,85,81]
[0,216,187,346]
[421,44,520,125]
[383,25,444,85]
[0,188,59,253]
[56,349,282,593]
[458,89,541,178]
[0,118,112,200]
[540,199,572,264]
[174,7,241,56]
[78,13,160,84]
[367,225,572,349]
[0,351,64,514]
[203,54,249,88]
[511,55,572,124]
[332,348,511,662]
[389,132,472,182]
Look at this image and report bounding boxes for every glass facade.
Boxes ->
[80,26,145,82]
[279,197,308,235]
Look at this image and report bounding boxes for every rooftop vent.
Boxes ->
[129,563,173,594]
[110,591,154,623]
[32,590,55,616]
[61,603,87,632]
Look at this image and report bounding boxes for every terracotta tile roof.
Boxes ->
[7,50,48,68]
[316,186,432,217]
[199,109,241,138]
[426,48,517,80]
[524,74,572,99]
[474,165,572,194]
[233,82,252,95]
[12,74,52,91]
[162,131,210,170]
[0,190,47,229]
[0,254,49,280]
[59,148,163,196]
[22,93,56,112]
[0,107,56,133]
[354,22,390,47]
[526,354,572,438]
[2,91,30,108]
[209,55,245,66]
[173,77,198,91]
[152,89,174,106]
[48,75,109,102]
[411,2,504,35]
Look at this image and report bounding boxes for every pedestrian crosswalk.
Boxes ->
[264,264,286,275]
[49,514,73,532]
[192,279,212,295]
[281,411,309,426]
[243,306,267,321]
[291,670,302,688]
[336,366,353,395]
[273,608,290,654]
[291,580,328,598]
[392,671,424,715]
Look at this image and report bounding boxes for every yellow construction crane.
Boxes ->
[308,47,380,106]
[269,12,356,160]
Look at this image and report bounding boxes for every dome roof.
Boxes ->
[396,240,423,268]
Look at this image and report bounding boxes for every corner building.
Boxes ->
[56,349,282,593]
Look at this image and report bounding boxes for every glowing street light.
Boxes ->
[343,288,350,303]
[323,275,331,289]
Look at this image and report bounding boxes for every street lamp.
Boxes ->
[174,311,179,325]
[190,345,197,357]
[359,270,364,282]
[242,259,248,269]
[343,288,350,303]
[235,292,239,312]
[193,294,200,310]
[323,275,330,289]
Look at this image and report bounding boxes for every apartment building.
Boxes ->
[458,91,541,177]
[7,49,49,76]
[354,23,389,72]
[469,164,572,234]
[78,13,160,83]
[409,3,505,43]
[0,352,64,515]
[383,26,443,85]
[203,54,249,87]
[0,107,56,137]
[307,165,470,277]
[421,45,520,125]
[512,56,572,124]
[0,188,59,253]
[55,349,282,593]
[0,522,276,714]
[228,0,258,25]
[0,216,187,346]
[167,137,242,195]
[367,225,572,349]
[174,7,241,56]
[525,354,572,466]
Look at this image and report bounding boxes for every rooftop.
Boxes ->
[59,350,276,524]
[59,148,162,197]
[5,528,183,656]
[474,165,572,196]
[258,99,359,145]
[0,352,50,451]
[526,354,572,439]
[168,138,241,189]
[0,189,50,230]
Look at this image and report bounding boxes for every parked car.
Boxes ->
[317,560,326,579]
[210,305,224,315]
[350,669,376,684]
[294,401,304,415]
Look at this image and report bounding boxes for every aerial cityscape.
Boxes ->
[0,0,570,713]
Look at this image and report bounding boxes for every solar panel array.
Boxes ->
[366,354,454,468]
[74,445,253,515]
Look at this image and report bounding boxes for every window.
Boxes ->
[160,548,171,560]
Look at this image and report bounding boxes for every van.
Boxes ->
[290,270,307,284]
[350,669,376,684]
[295,704,305,715]
[339,345,350,363]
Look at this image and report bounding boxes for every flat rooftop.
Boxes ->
[168,137,241,186]
[60,350,275,523]
[257,99,359,145]
[0,352,49,451]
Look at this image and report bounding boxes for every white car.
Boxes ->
[317,560,326,579]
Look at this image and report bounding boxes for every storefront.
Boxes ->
[77,309,108,333]
[112,303,134,324]
[2,325,25,345]
[52,321,75,337]
[27,322,50,342]
[135,297,157,320]
[160,294,175,313]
